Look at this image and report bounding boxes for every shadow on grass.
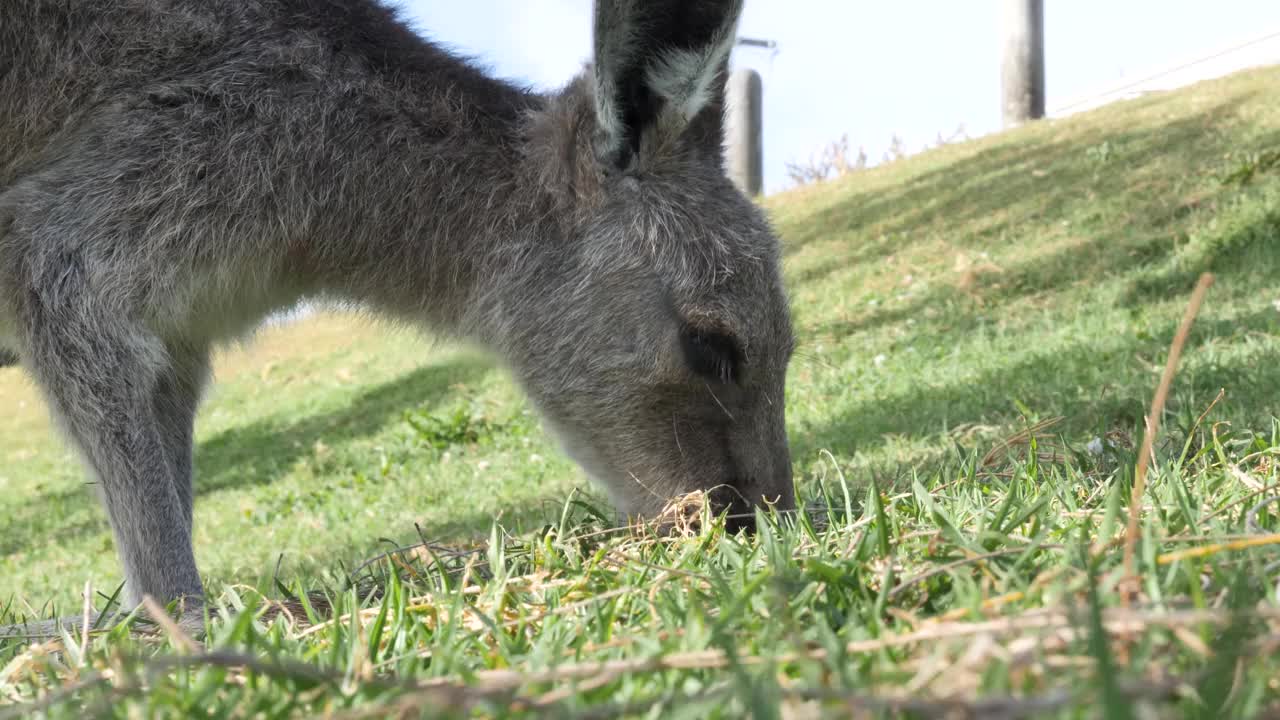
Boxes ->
[192,358,492,496]
[790,303,1280,484]
[0,358,494,556]
[781,80,1280,477]
[0,485,106,557]
[204,485,597,599]
[785,91,1277,303]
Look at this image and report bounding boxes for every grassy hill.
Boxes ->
[1,65,1279,717]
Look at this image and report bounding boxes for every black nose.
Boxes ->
[709,485,757,534]
[724,510,756,534]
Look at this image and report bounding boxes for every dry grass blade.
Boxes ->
[980,416,1065,468]
[79,581,92,662]
[1157,533,1280,564]
[1201,483,1280,523]
[1122,272,1214,590]
[647,490,713,537]
[1228,464,1266,492]
[138,596,199,654]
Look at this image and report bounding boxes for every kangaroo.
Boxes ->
[0,0,796,618]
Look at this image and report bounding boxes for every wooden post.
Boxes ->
[1001,0,1045,128]
[726,68,763,196]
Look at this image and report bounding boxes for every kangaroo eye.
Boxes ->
[681,328,742,383]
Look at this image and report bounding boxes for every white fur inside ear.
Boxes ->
[592,2,645,157]
[643,30,734,122]
[590,0,744,158]
[593,75,624,147]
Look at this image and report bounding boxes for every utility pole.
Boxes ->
[726,68,762,196]
[726,37,774,197]
[1001,0,1045,128]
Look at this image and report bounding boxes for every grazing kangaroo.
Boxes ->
[0,0,796,619]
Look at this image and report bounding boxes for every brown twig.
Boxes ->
[1121,272,1214,592]
[393,605,1280,694]
[368,672,1193,720]
[777,676,1188,720]
[1187,388,1226,444]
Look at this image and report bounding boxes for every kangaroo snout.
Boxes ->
[710,470,796,535]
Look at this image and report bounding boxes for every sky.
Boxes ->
[397,1,1280,194]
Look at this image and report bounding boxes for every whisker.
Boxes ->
[704,382,735,421]
[627,471,665,501]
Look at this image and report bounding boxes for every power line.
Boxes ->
[1053,29,1280,115]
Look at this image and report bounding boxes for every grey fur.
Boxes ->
[0,0,795,611]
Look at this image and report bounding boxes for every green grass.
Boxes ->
[3,66,1280,717]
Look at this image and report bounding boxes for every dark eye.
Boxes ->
[681,328,742,383]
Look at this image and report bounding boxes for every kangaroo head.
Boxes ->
[495,0,794,529]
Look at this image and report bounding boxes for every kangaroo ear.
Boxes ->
[591,0,743,171]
